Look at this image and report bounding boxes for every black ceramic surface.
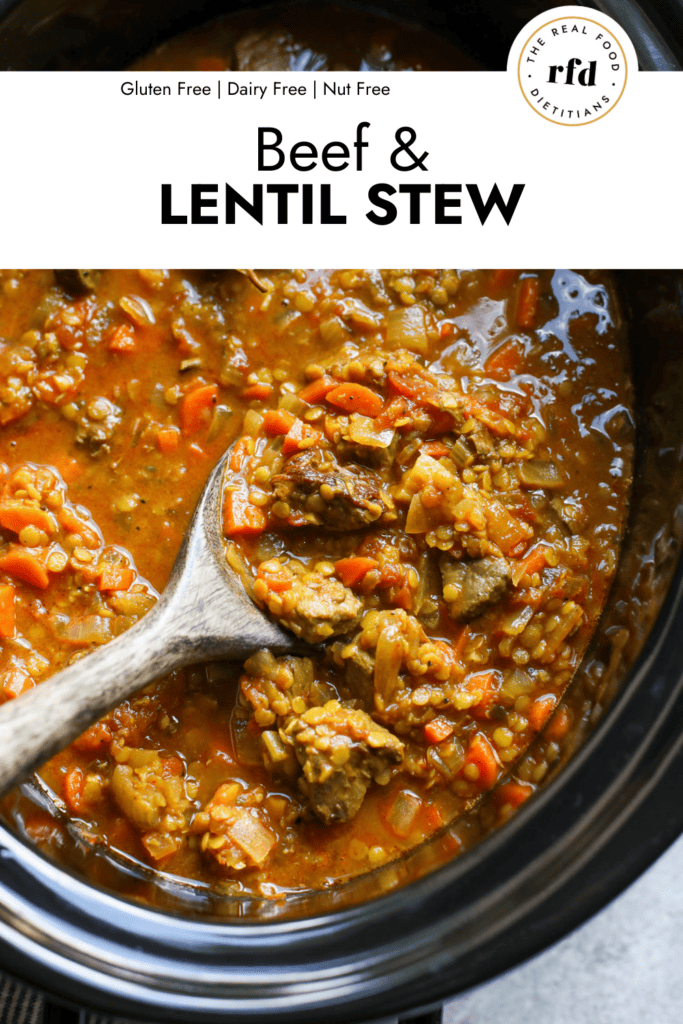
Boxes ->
[0,0,681,70]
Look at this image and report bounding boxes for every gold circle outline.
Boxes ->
[516,15,629,126]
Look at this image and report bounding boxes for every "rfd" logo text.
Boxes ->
[547,58,596,85]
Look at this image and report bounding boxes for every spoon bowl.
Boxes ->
[0,449,296,797]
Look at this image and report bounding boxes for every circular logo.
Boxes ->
[517,15,628,125]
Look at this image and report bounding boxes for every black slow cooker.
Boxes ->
[0,0,681,70]
[0,4,681,1023]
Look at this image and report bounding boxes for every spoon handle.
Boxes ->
[0,596,191,797]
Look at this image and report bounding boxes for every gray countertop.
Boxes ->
[444,832,683,1024]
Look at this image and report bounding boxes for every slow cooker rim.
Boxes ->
[0,0,682,71]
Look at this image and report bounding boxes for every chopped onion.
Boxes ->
[108,592,156,617]
[374,623,406,701]
[227,810,276,866]
[406,493,435,534]
[385,306,428,354]
[386,789,422,837]
[65,615,113,646]
[346,414,394,448]
[519,460,564,489]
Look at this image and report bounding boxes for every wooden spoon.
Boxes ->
[0,451,296,798]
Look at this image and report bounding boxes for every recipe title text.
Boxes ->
[161,124,526,227]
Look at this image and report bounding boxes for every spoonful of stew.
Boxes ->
[0,450,296,797]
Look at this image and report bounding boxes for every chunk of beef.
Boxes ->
[240,653,337,726]
[272,448,394,530]
[55,269,101,295]
[74,398,121,451]
[440,555,511,620]
[254,561,363,642]
[414,550,441,630]
[285,700,404,824]
[470,424,496,458]
[234,30,293,70]
[328,639,375,707]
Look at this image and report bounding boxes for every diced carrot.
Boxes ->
[282,420,304,457]
[180,384,218,434]
[376,563,403,588]
[464,397,518,438]
[71,564,100,586]
[387,370,420,399]
[0,584,15,637]
[496,781,533,809]
[156,426,180,454]
[98,566,135,592]
[58,506,101,547]
[326,383,383,417]
[513,544,550,585]
[241,382,274,401]
[386,370,441,408]
[464,732,499,789]
[375,396,413,431]
[263,409,296,436]
[482,496,534,555]
[392,585,412,610]
[63,766,86,815]
[485,340,524,379]
[0,501,57,537]
[439,322,455,340]
[161,755,184,778]
[282,418,322,457]
[490,269,518,291]
[256,564,293,593]
[195,56,228,71]
[334,556,379,588]
[421,440,450,459]
[466,670,499,715]
[424,717,454,744]
[508,540,531,559]
[229,436,253,472]
[424,805,444,829]
[528,694,557,732]
[223,491,267,537]
[0,547,49,589]
[546,704,571,742]
[2,668,34,700]
[108,324,136,352]
[298,376,338,404]
[72,721,112,754]
[517,277,540,329]
[505,492,537,525]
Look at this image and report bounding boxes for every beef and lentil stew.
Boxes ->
[0,269,632,897]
